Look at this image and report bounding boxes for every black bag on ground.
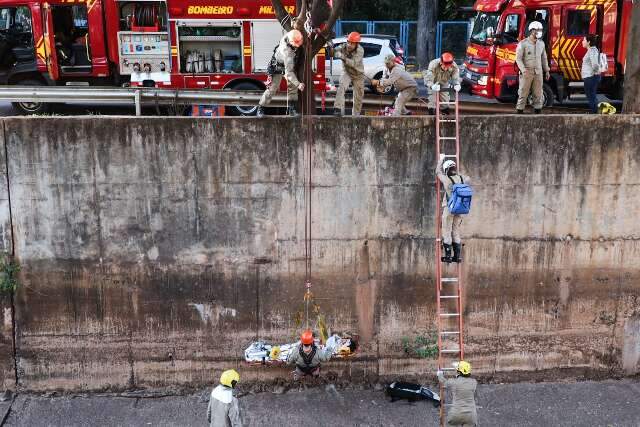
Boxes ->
[385,381,440,406]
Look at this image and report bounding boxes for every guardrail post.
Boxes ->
[134,90,141,116]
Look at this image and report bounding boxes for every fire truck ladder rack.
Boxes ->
[434,88,464,427]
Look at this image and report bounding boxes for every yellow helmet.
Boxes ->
[457,360,471,376]
[597,102,616,115]
[220,369,240,388]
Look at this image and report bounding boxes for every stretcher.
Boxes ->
[386,381,441,406]
[244,334,358,365]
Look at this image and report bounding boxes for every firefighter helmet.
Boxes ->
[300,329,314,345]
[220,369,240,388]
[528,21,543,32]
[347,32,361,43]
[288,29,304,47]
[443,160,456,173]
[457,360,471,375]
[441,52,455,68]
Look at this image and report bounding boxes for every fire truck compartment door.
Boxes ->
[558,5,598,81]
[42,3,59,80]
[250,21,285,72]
[184,75,211,89]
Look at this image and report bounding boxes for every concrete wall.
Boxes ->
[0,115,639,391]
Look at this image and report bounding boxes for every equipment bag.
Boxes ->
[599,52,608,73]
[447,176,473,215]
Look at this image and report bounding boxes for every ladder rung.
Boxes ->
[439,313,460,317]
[441,348,461,353]
[441,278,458,282]
[439,119,456,122]
[438,137,457,140]
[440,331,460,335]
[443,155,457,158]
[439,367,457,371]
[439,102,456,105]
[440,295,459,299]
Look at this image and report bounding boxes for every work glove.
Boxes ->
[298,83,305,92]
[437,370,443,377]
[439,153,446,162]
[454,84,461,92]
[431,83,440,91]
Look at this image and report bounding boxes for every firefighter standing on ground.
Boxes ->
[257,29,305,117]
[286,330,334,380]
[207,369,242,427]
[436,153,470,263]
[333,32,365,116]
[515,21,550,113]
[437,361,478,426]
[423,52,462,114]
[371,54,418,116]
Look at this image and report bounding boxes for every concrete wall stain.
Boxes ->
[0,115,637,391]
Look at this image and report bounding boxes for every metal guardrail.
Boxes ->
[0,86,587,116]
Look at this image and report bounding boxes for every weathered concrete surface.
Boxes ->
[4,380,640,426]
[0,116,639,390]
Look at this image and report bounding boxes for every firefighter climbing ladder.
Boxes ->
[434,89,464,427]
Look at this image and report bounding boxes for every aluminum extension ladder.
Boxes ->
[434,88,464,427]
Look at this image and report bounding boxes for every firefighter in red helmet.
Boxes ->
[333,31,365,116]
[423,52,462,114]
[286,330,334,380]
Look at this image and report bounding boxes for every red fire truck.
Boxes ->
[462,0,633,106]
[0,0,326,114]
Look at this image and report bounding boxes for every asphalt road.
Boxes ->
[3,379,639,426]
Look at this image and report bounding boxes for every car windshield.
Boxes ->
[470,12,500,44]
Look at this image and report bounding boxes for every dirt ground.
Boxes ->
[1,379,639,426]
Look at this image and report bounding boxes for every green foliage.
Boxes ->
[342,0,474,21]
[402,333,438,359]
[0,254,20,294]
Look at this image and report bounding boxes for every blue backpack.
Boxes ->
[447,176,473,215]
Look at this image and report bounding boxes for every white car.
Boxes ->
[325,35,404,92]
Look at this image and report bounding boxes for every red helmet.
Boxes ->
[347,32,361,43]
[300,330,314,345]
[441,52,455,68]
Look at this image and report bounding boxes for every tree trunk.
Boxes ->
[417,0,438,70]
[622,1,640,113]
[271,0,343,115]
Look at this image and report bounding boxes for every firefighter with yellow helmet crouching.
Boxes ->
[207,369,242,427]
[437,360,478,426]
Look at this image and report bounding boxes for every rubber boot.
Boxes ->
[256,106,265,118]
[441,244,453,263]
[516,109,524,114]
[452,242,463,263]
[534,108,542,114]
[288,106,299,117]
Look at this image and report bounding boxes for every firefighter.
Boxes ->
[515,21,550,114]
[333,32,365,116]
[436,153,471,263]
[437,361,478,426]
[371,54,418,116]
[257,29,305,117]
[206,369,242,427]
[286,329,334,380]
[423,52,462,114]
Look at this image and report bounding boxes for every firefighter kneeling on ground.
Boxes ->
[257,29,305,117]
[436,153,471,263]
[207,369,242,427]
[333,32,365,116]
[515,21,550,114]
[423,52,461,115]
[437,361,478,426]
[371,54,418,116]
[286,329,334,380]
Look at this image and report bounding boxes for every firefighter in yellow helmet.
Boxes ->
[437,361,478,426]
[207,369,242,427]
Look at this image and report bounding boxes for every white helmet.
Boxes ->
[528,21,543,32]
[443,160,456,173]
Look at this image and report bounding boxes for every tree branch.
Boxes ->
[311,0,343,53]
[271,0,293,31]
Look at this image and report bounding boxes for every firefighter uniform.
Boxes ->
[436,157,470,245]
[334,44,365,115]
[259,35,301,108]
[438,373,478,426]
[206,384,242,427]
[423,58,461,109]
[286,343,333,379]
[379,63,418,116]
[515,38,550,111]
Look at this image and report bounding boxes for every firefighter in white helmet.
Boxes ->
[333,32,365,116]
[371,54,418,116]
[437,361,478,426]
[207,369,242,427]
[257,29,305,117]
[436,154,470,263]
[515,21,550,113]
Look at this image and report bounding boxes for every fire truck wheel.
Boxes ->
[226,81,263,116]
[12,80,50,115]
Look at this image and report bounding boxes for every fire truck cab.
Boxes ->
[463,0,633,106]
[0,0,323,114]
